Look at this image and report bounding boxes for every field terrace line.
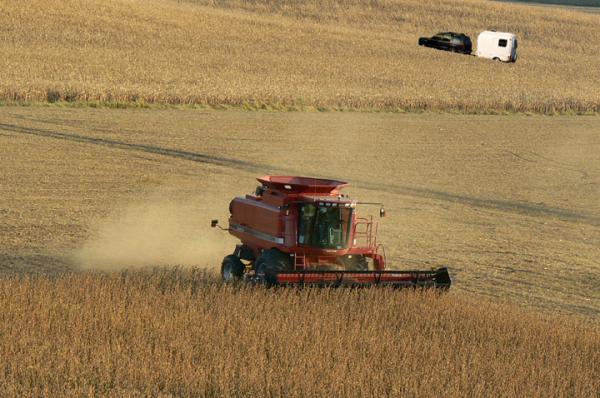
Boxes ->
[1,121,599,228]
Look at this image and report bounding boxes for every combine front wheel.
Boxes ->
[254,249,292,284]
[221,255,245,282]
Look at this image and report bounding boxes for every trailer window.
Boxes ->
[498,39,508,47]
[298,204,353,249]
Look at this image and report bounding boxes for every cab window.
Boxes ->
[298,203,353,249]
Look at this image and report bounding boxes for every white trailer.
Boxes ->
[476,31,518,62]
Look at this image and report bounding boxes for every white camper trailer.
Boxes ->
[476,31,518,62]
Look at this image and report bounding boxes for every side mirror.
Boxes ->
[211,219,219,228]
[379,207,386,218]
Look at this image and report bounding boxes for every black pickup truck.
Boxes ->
[418,32,472,54]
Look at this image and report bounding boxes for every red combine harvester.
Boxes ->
[211,176,451,288]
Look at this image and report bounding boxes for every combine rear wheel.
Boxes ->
[255,249,292,284]
[221,255,245,282]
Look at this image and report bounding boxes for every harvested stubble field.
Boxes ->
[0,0,599,113]
[0,108,599,395]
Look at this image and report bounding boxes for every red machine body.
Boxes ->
[216,175,451,288]
[228,176,385,270]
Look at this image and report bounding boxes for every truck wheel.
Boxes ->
[337,255,368,271]
[255,249,292,284]
[221,255,245,282]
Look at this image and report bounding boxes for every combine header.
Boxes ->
[211,176,451,288]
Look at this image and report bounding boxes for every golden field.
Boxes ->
[1,0,600,395]
[1,107,599,395]
[1,108,598,315]
[0,269,599,397]
[0,0,599,113]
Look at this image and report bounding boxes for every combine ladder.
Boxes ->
[294,252,306,271]
[353,217,374,249]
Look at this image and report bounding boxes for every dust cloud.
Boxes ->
[73,197,233,271]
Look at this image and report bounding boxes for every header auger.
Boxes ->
[212,176,451,288]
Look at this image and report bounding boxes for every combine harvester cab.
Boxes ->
[212,176,451,289]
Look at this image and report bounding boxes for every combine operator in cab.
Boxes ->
[211,176,451,288]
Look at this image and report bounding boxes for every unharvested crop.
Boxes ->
[0,268,598,397]
[0,0,599,113]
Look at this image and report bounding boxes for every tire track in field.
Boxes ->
[0,122,265,172]
[360,180,600,227]
[2,121,599,227]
